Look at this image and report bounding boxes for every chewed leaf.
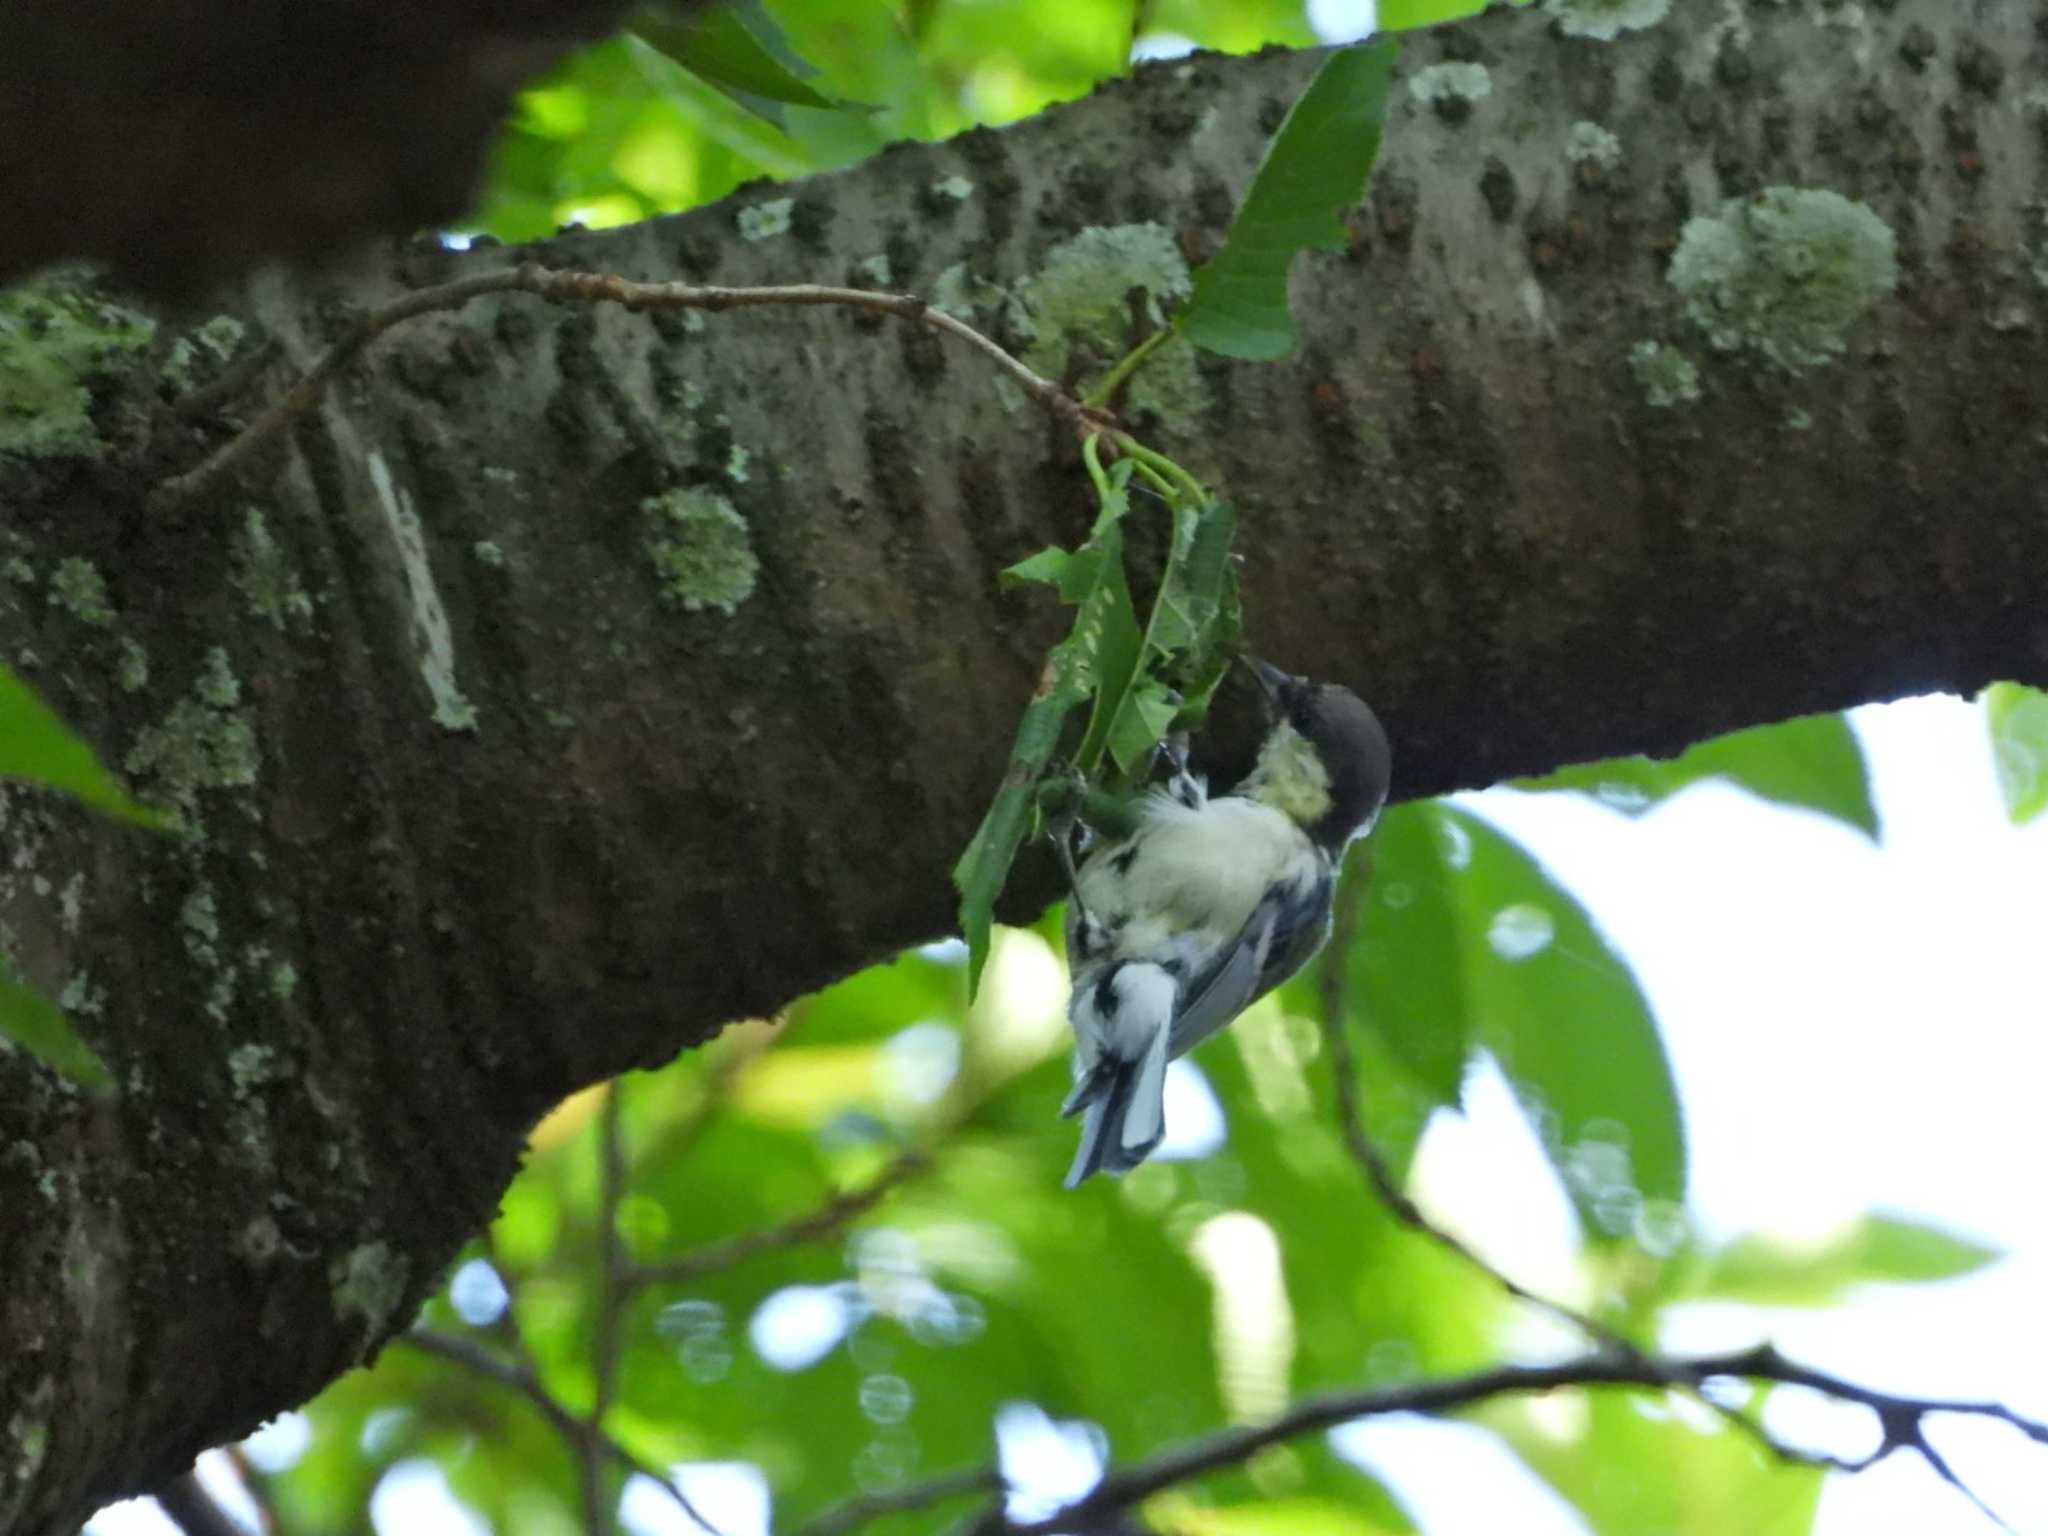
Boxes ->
[1180,40,1401,361]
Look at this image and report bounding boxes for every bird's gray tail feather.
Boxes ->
[1062,1031,1171,1187]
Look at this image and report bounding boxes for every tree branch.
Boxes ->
[631,1149,931,1290]
[153,1471,248,1536]
[401,1330,727,1536]
[151,267,1109,512]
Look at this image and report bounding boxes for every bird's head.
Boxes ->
[1239,657,1392,851]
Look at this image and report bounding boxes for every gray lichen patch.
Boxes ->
[737,197,795,241]
[1014,223,1207,420]
[644,489,758,615]
[232,508,314,630]
[1545,0,1671,42]
[0,270,157,460]
[1566,121,1622,170]
[330,1240,411,1349]
[48,557,114,627]
[1629,340,1702,407]
[161,314,247,395]
[1407,63,1493,107]
[125,648,259,825]
[1668,187,1898,372]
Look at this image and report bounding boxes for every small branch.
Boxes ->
[632,1149,931,1290]
[168,337,281,421]
[152,265,1111,512]
[955,1343,2048,1536]
[155,1471,247,1536]
[1314,866,1642,1360]
[585,1081,631,1536]
[402,1330,728,1536]
[788,1464,1005,1536]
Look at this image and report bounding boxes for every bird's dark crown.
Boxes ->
[1244,660,1393,851]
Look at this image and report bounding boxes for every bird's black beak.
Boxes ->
[1243,656,1295,715]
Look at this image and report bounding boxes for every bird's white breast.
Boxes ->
[1076,792,1320,962]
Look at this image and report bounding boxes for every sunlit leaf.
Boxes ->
[1148,1491,1407,1535]
[0,662,165,826]
[1678,1212,2001,1308]
[1444,807,1686,1234]
[632,1,850,122]
[1519,712,1878,839]
[0,960,110,1091]
[1485,1387,1823,1536]
[1985,682,2048,825]
[1180,40,1401,361]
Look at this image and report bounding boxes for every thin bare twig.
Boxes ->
[583,1081,632,1536]
[168,336,281,421]
[632,1149,931,1290]
[1315,865,1643,1359]
[788,1463,1005,1536]
[152,265,1111,511]
[402,1330,727,1536]
[918,1342,2048,1536]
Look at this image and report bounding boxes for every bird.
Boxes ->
[1058,658,1392,1186]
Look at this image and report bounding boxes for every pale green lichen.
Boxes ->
[930,175,975,202]
[269,959,299,1001]
[1014,224,1207,421]
[181,888,220,966]
[161,314,246,394]
[0,271,157,460]
[195,646,239,708]
[4,557,33,585]
[227,1042,280,1095]
[49,557,114,627]
[736,197,795,241]
[1407,62,1493,105]
[117,638,149,694]
[57,973,105,1018]
[1668,186,1898,371]
[1566,120,1622,169]
[725,442,752,483]
[855,253,894,288]
[1546,0,1671,41]
[931,263,1010,323]
[433,692,480,733]
[331,1241,411,1343]
[644,488,758,615]
[126,655,260,820]
[472,540,505,568]
[231,508,314,630]
[1628,340,1701,407]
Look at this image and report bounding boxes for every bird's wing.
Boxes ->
[1167,863,1335,1059]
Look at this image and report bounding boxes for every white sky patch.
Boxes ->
[1309,0,1378,42]
[620,1465,770,1536]
[1155,1058,1227,1160]
[370,1460,489,1536]
[367,450,476,732]
[1189,1210,1294,1422]
[996,1402,1105,1522]
[750,1283,852,1372]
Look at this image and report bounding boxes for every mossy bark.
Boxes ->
[4,1,2048,1528]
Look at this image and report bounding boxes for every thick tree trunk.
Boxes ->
[4,1,2045,1529]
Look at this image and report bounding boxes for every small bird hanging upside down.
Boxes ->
[1059,659,1392,1187]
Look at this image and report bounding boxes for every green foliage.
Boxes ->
[1519,710,1879,839]
[0,270,156,460]
[1669,1212,2000,1309]
[1984,682,2048,824]
[1179,41,1400,361]
[954,441,1239,995]
[0,663,164,828]
[0,959,110,1091]
[633,2,856,123]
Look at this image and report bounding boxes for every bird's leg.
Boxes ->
[1157,729,1202,808]
[1041,763,1098,933]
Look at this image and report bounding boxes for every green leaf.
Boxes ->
[0,959,111,1091]
[1683,1212,2000,1308]
[0,662,165,827]
[1376,0,1489,27]
[1179,40,1400,361]
[1340,805,1476,1108]
[1485,1386,1822,1536]
[1985,682,2048,824]
[1442,806,1687,1235]
[1519,712,1878,839]
[954,464,1140,994]
[631,2,849,121]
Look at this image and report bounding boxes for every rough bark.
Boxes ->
[4,1,2047,1529]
